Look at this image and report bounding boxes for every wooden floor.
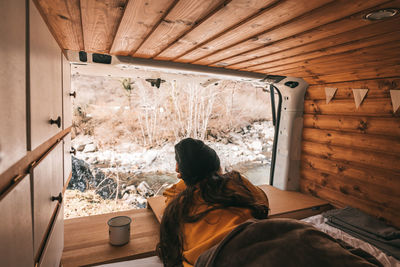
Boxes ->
[61,209,159,267]
[63,184,330,266]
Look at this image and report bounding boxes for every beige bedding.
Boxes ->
[302,214,400,267]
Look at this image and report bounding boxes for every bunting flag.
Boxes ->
[352,89,368,109]
[325,87,337,104]
[390,90,400,113]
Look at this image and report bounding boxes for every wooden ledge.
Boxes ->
[148,184,331,223]
[62,208,159,267]
[258,185,331,219]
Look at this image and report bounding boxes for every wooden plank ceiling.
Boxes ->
[35,0,400,84]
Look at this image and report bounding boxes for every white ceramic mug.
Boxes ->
[108,216,132,246]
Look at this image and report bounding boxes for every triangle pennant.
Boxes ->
[325,87,337,104]
[390,90,400,113]
[352,89,368,109]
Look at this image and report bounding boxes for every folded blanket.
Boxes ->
[195,218,382,267]
[324,207,400,240]
[324,207,400,260]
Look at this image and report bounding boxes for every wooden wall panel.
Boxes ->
[303,115,400,137]
[0,174,34,267]
[300,78,400,227]
[30,0,63,151]
[0,0,27,175]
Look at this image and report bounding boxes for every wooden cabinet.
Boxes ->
[29,0,62,151]
[62,54,72,130]
[0,175,34,267]
[38,204,64,267]
[63,133,72,186]
[0,0,27,174]
[31,142,63,256]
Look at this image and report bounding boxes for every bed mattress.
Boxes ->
[302,214,400,267]
[98,214,399,267]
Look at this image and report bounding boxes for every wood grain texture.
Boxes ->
[34,0,83,51]
[300,79,400,226]
[176,0,332,63]
[305,79,399,100]
[302,66,400,85]
[302,128,400,155]
[303,114,400,137]
[302,140,400,173]
[301,167,399,211]
[268,56,400,78]
[304,98,397,117]
[81,0,128,53]
[155,0,276,60]
[301,154,400,190]
[134,0,225,58]
[231,19,400,70]
[215,0,400,67]
[197,0,392,66]
[248,40,400,72]
[110,0,176,55]
[62,209,159,267]
[300,178,400,227]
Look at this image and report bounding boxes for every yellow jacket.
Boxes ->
[163,174,269,267]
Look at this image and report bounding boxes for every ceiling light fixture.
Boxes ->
[364,8,399,20]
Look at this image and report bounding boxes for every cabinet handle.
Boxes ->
[70,147,76,155]
[49,116,61,128]
[51,193,63,204]
[69,91,76,98]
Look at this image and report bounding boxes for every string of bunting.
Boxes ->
[324,87,400,113]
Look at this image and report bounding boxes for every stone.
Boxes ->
[68,156,94,192]
[92,168,118,199]
[83,143,98,153]
[137,181,154,197]
[77,144,86,152]
[124,194,147,209]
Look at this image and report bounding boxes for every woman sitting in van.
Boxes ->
[157,138,270,267]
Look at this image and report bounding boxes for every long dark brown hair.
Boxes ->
[157,170,269,267]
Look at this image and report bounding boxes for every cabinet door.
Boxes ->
[0,0,26,174]
[63,133,72,186]
[31,142,63,256]
[29,0,62,150]
[0,175,34,267]
[38,204,64,267]
[62,54,72,129]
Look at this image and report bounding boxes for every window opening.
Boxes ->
[65,65,274,219]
